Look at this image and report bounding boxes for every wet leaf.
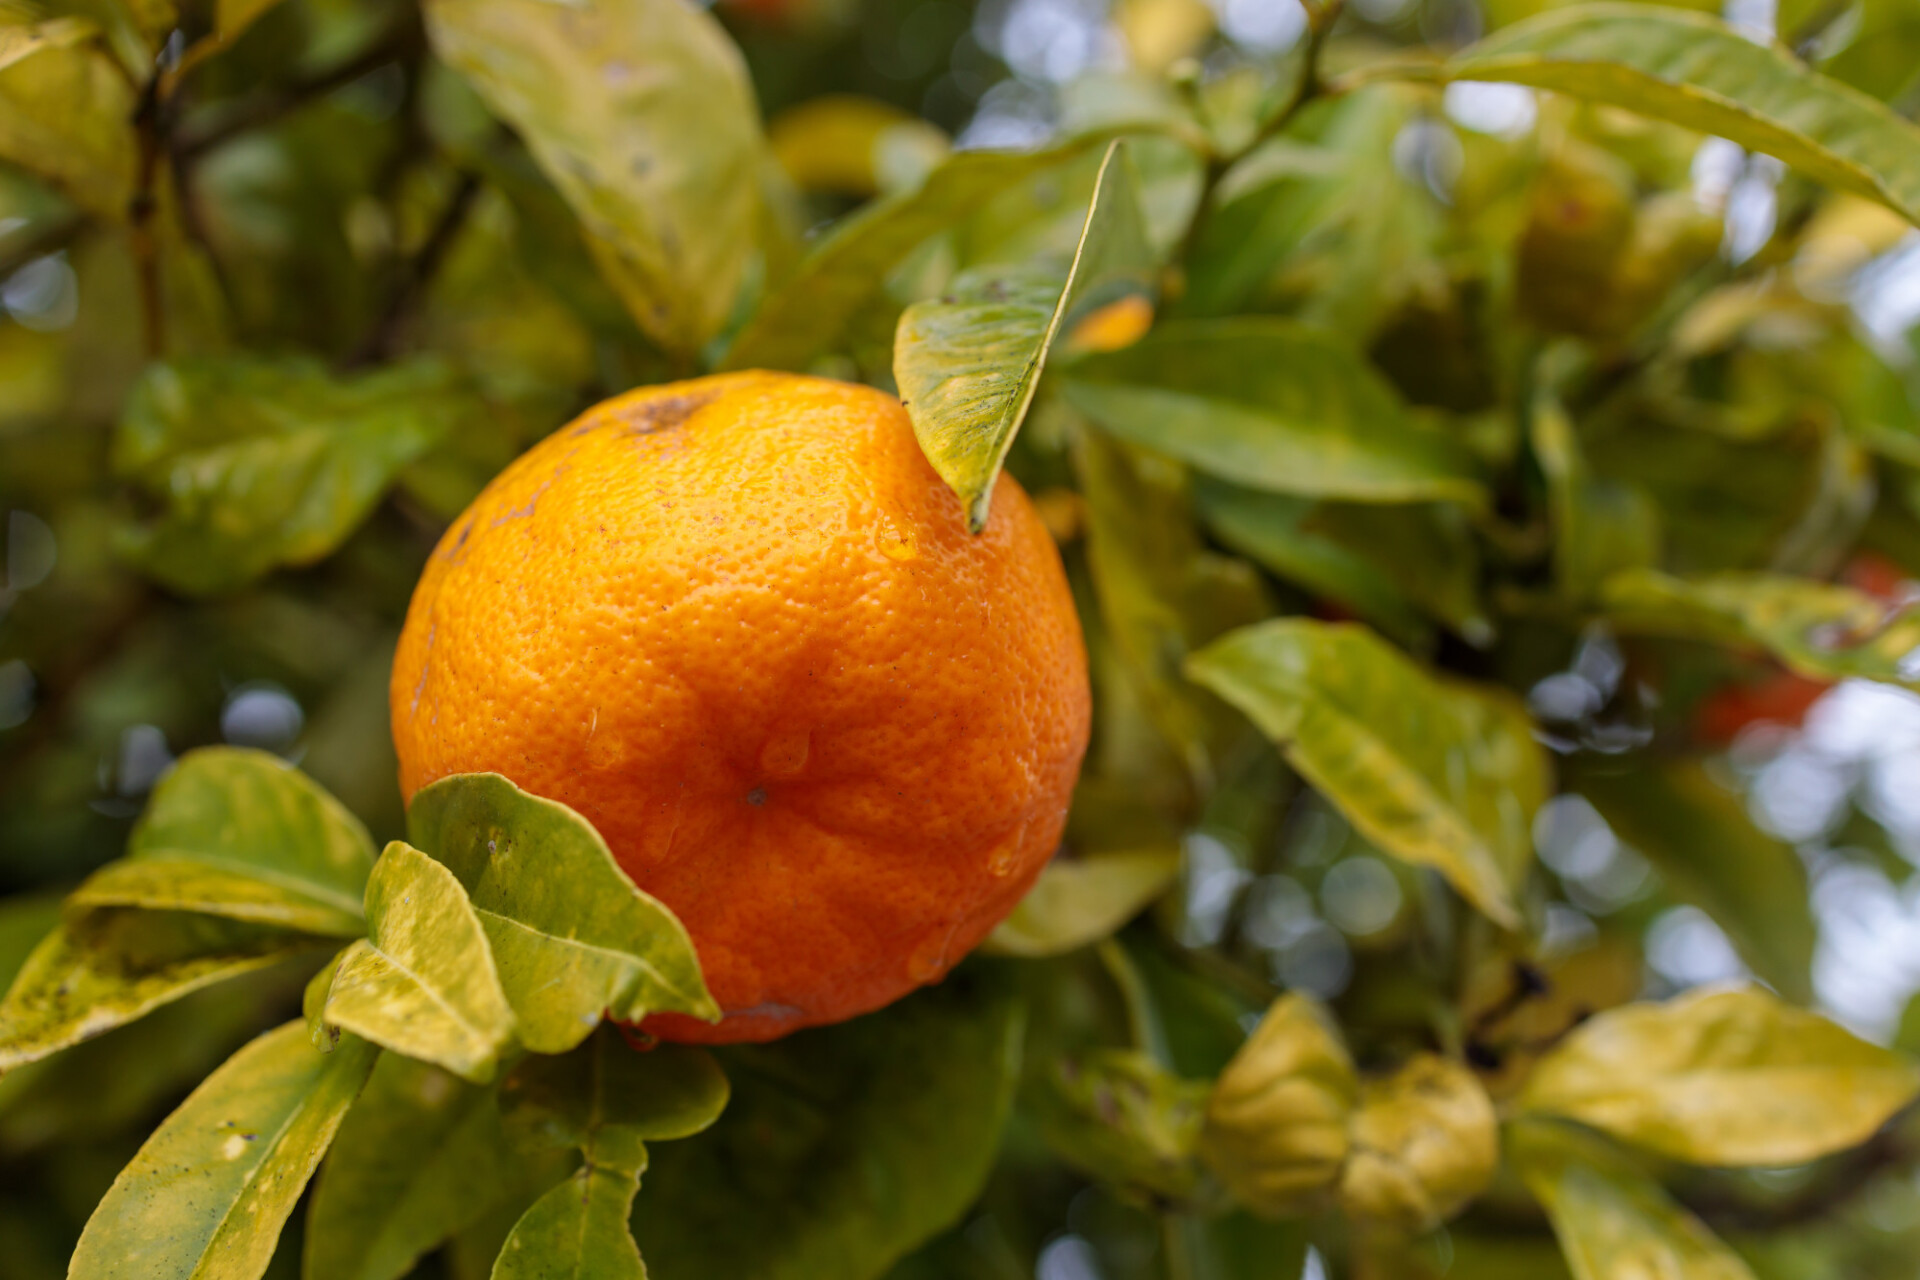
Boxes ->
[113,357,478,596]
[984,846,1181,958]
[634,974,1022,1280]
[1574,760,1814,1004]
[501,1023,729,1175]
[315,842,517,1084]
[1510,1120,1757,1280]
[1518,986,1920,1166]
[69,1020,379,1280]
[897,140,1154,532]
[1599,568,1920,691]
[405,772,718,1053]
[0,17,135,219]
[0,909,321,1072]
[1187,619,1547,928]
[1436,5,1920,224]
[424,0,768,357]
[1061,318,1486,506]
[1199,994,1357,1219]
[492,1165,645,1280]
[69,747,375,938]
[1034,1048,1210,1203]
[1339,1054,1499,1232]
[305,1054,535,1280]
[725,137,1109,372]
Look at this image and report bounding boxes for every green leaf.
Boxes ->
[492,1166,645,1280]
[983,846,1181,957]
[0,909,321,1072]
[1301,501,1492,645]
[1435,4,1920,225]
[405,773,718,1053]
[1194,477,1433,648]
[1531,391,1660,600]
[0,17,135,219]
[1599,568,1920,691]
[1518,986,1920,1166]
[1510,1121,1757,1280]
[1033,1048,1210,1203]
[725,137,1109,372]
[1186,619,1548,928]
[69,1020,379,1280]
[1061,318,1486,506]
[423,0,768,357]
[315,842,517,1084]
[305,1053,542,1280]
[634,974,1023,1280]
[896,139,1154,532]
[1573,761,1814,1004]
[112,357,476,596]
[501,1024,728,1177]
[69,747,375,938]
[1076,428,1272,786]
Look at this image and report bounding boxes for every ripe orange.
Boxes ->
[390,372,1091,1043]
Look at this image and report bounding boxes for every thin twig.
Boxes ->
[175,22,419,159]
[128,68,168,359]
[346,168,483,369]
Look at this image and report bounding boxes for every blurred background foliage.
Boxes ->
[8,0,1920,1276]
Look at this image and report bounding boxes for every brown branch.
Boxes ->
[345,167,482,369]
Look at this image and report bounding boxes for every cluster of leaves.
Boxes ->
[8,0,1920,1276]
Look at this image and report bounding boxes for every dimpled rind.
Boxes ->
[390,372,1091,1043]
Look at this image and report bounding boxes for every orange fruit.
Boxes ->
[390,372,1091,1043]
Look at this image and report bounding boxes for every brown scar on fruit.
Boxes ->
[614,391,720,437]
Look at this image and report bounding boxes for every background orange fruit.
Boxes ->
[390,371,1091,1043]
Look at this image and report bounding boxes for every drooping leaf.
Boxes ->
[984,846,1181,958]
[305,1054,547,1280]
[405,772,718,1053]
[1432,4,1920,225]
[112,356,478,596]
[423,0,769,357]
[1510,1121,1758,1280]
[725,137,1110,372]
[492,1165,645,1280]
[1061,318,1486,506]
[69,747,375,938]
[897,140,1155,532]
[0,17,135,219]
[1076,428,1272,786]
[1032,1048,1210,1203]
[0,909,322,1072]
[1599,568,1920,691]
[315,842,517,1084]
[1187,619,1547,928]
[1518,986,1920,1166]
[69,1020,379,1280]
[1573,760,1814,1003]
[501,1023,728,1174]
[634,974,1023,1280]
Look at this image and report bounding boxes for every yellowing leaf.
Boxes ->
[0,17,135,219]
[1187,619,1547,928]
[1519,986,1920,1166]
[1340,1054,1499,1232]
[69,1020,378,1280]
[424,0,770,356]
[70,747,375,938]
[1600,568,1920,692]
[405,773,717,1052]
[316,842,517,1084]
[1439,5,1920,224]
[0,909,320,1072]
[1511,1121,1758,1280]
[984,846,1181,958]
[897,139,1156,532]
[1061,318,1487,506]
